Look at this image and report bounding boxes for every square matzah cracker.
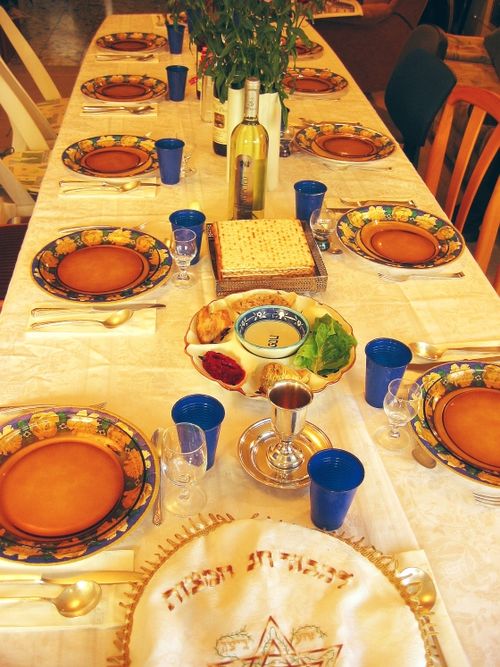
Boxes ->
[214,219,316,278]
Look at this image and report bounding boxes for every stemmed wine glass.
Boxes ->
[375,378,421,451]
[171,227,197,288]
[309,206,335,251]
[161,422,207,516]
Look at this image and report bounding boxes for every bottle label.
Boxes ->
[213,98,227,146]
[235,153,254,217]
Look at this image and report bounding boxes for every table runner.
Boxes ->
[0,13,498,666]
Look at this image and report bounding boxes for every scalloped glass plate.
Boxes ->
[62,135,157,178]
[184,289,356,398]
[95,32,167,52]
[336,205,464,269]
[31,227,171,302]
[283,67,348,97]
[295,123,395,162]
[411,361,500,488]
[0,407,157,564]
[80,74,167,102]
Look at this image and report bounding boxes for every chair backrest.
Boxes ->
[398,24,448,62]
[384,48,457,165]
[0,57,55,151]
[0,157,35,226]
[424,85,500,274]
[0,6,61,101]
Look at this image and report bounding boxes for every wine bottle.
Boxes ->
[212,87,228,156]
[228,77,269,219]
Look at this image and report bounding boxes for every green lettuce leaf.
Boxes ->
[294,313,356,376]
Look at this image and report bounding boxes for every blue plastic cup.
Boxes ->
[166,22,185,54]
[294,180,327,222]
[308,449,365,531]
[166,65,188,101]
[365,337,412,408]
[155,138,184,185]
[171,394,225,470]
[169,209,206,264]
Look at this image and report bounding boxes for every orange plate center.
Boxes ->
[97,83,149,99]
[434,387,500,471]
[109,39,150,51]
[80,146,148,174]
[314,134,376,158]
[0,438,124,537]
[289,77,332,93]
[57,245,149,294]
[359,222,439,263]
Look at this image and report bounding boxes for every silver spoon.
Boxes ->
[60,180,148,194]
[378,271,465,282]
[81,104,154,114]
[409,341,500,361]
[30,309,134,330]
[95,53,154,61]
[151,428,164,526]
[0,580,101,618]
[397,567,448,666]
[339,197,417,207]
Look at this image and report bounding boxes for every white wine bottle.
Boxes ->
[228,77,269,219]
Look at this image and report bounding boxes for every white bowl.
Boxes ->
[235,305,309,359]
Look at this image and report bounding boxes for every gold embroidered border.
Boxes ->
[108,513,437,666]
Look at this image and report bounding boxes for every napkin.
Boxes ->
[395,549,470,667]
[0,549,135,628]
[27,305,158,336]
[58,179,159,198]
[80,103,158,118]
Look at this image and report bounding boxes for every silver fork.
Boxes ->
[339,197,417,207]
[473,492,500,506]
[95,53,154,61]
[0,401,106,416]
[378,271,465,282]
[81,104,154,114]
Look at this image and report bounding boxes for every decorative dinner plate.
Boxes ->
[0,406,157,564]
[95,32,166,52]
[411,361,500,488]
[80,74,167,102]
[184,289,356,398]
[336,205,464,269]
[295,122,395,162]
[62,135,157,178]
[283,67,348,97]
[31,227,171,302]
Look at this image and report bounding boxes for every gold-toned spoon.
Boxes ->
[409,341,500,361]
[30,309,134,330]
[60,180,146,194]
[82,104,154,114]
[398,567,448,666]
[151,428,164,526]
[0,580,101,618]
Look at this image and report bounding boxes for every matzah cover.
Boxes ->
[115,516,430,666]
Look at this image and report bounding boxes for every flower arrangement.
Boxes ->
[177,0,325,104]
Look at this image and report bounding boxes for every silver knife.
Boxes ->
[32,303,165,316]
[0,570,142,584]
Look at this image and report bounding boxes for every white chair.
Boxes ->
[0,157,35,223]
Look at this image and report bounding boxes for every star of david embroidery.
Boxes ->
[210,616,342,666]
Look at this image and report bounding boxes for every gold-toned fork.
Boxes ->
[95,53,154,61]
[81,104,154,114]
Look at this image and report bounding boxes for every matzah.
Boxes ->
[214,219,316,279]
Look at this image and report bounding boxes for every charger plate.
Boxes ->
[81,74,167,102]
[113,515,432,666]
[283,67,348,97]
[96,32,166,52]
[411,361,500,488]
[336,205,464,269]
[62,135,157,178]
[0,407,157,564]
[31,227,171,302]
[184,289,356,398]
[295,122,395,162]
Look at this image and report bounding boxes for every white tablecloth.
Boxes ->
[0,14,499,667]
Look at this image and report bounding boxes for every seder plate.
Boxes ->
[81,74,167,102]
[295,122,395,162]
[238,418,332,488]
[283,67,348,97]
[95,32,167,52]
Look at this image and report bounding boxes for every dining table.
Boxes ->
[0,12,498,667]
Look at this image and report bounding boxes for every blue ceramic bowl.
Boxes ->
[235,305,309,359]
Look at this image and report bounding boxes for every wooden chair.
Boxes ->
[424,85,500,277]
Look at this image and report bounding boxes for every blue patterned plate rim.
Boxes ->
[0,406,157,564]
[410,361,500,488]
[31,226,172,303]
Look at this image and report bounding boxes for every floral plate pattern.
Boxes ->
[31,227,171,302]
[295,122,395,162]
[411,361,500,488]
[95,32,167,52]
[0,407,157,564]
[61,135,157,178]
[336,205,464,269]
[80,74,167,102]
[283,67,348,97]
[185,289,356,398]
